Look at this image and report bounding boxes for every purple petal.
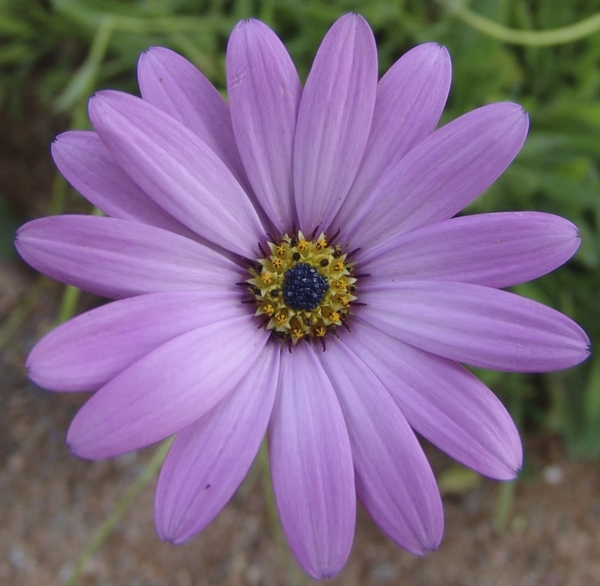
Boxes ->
[52,131,196,238]
[156,344,280,543]
[268,343,355,579]
[360,280,590,372]
[294,14,378,235]
[346,318,522,479]
[334,43,451,232]
[15,215,239,299]
[89,90,264,257]
[227,19,301,233]
[360,212,580,288]
[26,290,246,392]
[137,47,251,193]
[67,315,269,459]
[343,102,529,248]
[318,339,443,553]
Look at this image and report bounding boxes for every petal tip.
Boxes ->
[155,515,195,546]
[23,352,37,381]
[51,132,64,148]
[508,101,530,126]
[230,17,265,38]
[14,225,24,242]
[418,41,450,59]
[408,524,444,556]
[229,16,278,51]
[66,417,105,461]
[88,89,126,119]
[486,100,529,129]
[493,452,523,481]
[67,431,109,461]
[141,45,164,57]
[139,45,182,67]
[500,469,520,482]
[14,223,32,257]
[66,435,87,460]
[155,521,180,545]
[330,12,373,40]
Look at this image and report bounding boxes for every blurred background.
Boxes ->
[0,0,599,585]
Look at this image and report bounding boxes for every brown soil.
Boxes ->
[2,96,600,586]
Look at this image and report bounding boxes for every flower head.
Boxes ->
[16,14,589,579]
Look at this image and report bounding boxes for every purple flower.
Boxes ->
[16,14,589,579]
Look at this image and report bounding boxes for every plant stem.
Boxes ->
[0,276,47,353]
[65,438,172,586]
[441,0,600,46]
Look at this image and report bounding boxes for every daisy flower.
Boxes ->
[16,13,589,579]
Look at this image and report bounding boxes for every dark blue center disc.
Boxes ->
[282,263,329,311]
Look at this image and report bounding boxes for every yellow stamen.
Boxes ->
[246,231,359,344]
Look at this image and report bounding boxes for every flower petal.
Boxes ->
[89,90,264,257]
[319,339,443,553]
[52,130,196,237]
[360,280,590,372]
[361,212,580,288]
[344,102,529,248]
[67,315,269,459]
[268,343,355,579]
[26,290,245,392]
[137,47,251,193]
[227,19,301,233]
[156,344,280,543]
[346,318,522,479]
[334,43,451,232]
[294,13,378,235]
[15,215,239,299]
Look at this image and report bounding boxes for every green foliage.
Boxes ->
[450,0,600,459]
[0,196,19,257]
[1,0,599,456]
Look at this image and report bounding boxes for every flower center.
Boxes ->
[282,263,329,311]
[246,231,358,343]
